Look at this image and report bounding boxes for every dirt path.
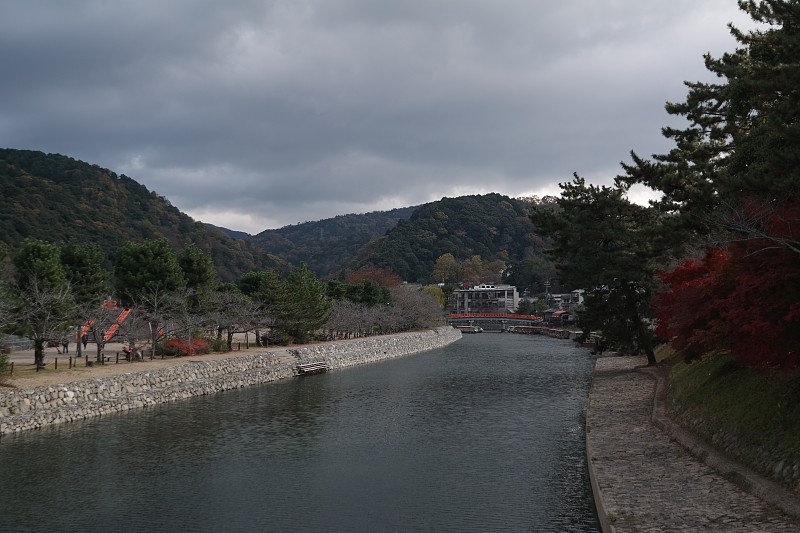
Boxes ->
[2,342,291,390]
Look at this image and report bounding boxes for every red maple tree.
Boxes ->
[654,200,800,371]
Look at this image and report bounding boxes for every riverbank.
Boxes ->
[586,356,800,532]
[0,326,461,436]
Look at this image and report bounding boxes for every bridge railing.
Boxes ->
[449,313,542,321]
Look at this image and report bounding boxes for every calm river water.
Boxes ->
[0,333,599,532]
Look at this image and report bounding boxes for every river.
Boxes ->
[0,333,599,532]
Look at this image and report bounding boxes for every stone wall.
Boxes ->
[0,326,461,436]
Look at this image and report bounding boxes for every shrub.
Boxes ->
[209,337,228,353]
[161,338,209,356]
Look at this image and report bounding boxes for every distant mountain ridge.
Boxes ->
[249,207,418,278]
[0,148,285,281]
[0,149,552,290]
[204,223,251,241]
[345,193,553,285]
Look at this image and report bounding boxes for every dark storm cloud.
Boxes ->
[0,1,753,232]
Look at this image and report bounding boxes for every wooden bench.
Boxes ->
[297,361,328,375]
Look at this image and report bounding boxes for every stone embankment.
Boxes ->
[0,326,461,436]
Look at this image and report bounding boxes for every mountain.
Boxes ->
[0,149,553,290]
[0,148,285,281]
[249,206,417,278]
[204,223,251,241]
[344,193,554,285]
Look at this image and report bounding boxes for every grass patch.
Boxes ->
[7,363,91,381]
[666,351,800,487]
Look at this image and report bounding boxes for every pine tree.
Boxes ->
[275,263,331,344]
[619,0,800,235]
[531,176,660,364]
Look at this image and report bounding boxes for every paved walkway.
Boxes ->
[587,356,800,532]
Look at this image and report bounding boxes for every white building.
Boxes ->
[451,283,519,314]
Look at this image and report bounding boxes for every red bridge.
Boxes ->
[449,313,542,332]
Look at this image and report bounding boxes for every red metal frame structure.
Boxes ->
[449,313,541,321]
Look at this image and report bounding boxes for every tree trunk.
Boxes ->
[96,340,104,363]
[34,340,45,370]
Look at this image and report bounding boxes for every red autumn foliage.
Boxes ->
[653,249,734,361]
[163,338,209,356]
[720,244,800,371]
[654,199,800,371]
[345,266,403,287]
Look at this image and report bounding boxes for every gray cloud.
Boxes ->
[0,1,754,232]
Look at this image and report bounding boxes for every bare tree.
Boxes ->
[0,292,11,377]
[211,289,263,351]
[72,297,138,363]
[114,304,151,361]
[165,287,210,355]
[137,285,176,359]
[706,198,800,257]
[326,300,364,339]
[390,286,446,331]
[12,278,75,369]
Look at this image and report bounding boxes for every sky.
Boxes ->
[0,1,756,234]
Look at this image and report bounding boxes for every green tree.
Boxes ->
[531,176,659,364]
[274,263,331,344]
[432,253,461,284]
[60,241,112,359]
[345,279,391,306]
[114,239,185,304]
[13,239,67,291]
[178,244,216,295]
[619,0,800,241]
[239,270,283,315]
[10,240,75,369]
[60,240,110,305]
[422,284,446,307]
[239,270,284,345]
[177,243,217,312]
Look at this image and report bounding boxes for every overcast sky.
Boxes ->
[1,1,754,233]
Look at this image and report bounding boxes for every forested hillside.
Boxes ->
[249,206,417,278]
[0,149,285,281]
[0,149,556,290]
[345,193,555,286]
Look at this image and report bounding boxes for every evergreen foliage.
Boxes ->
[8,239,75,368]
[250,207,416,277]
[273,263,331,344]
[60,240,110,305]
[114,239,186,304]
[531,177,660,364]
[618,0,800,239]
[623,0,800,370]
[0,148,284,281]
[559,0,800,371]
[347,193,551,283]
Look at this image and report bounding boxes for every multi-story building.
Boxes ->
[549,289,585,312]
[451,283,519,314]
